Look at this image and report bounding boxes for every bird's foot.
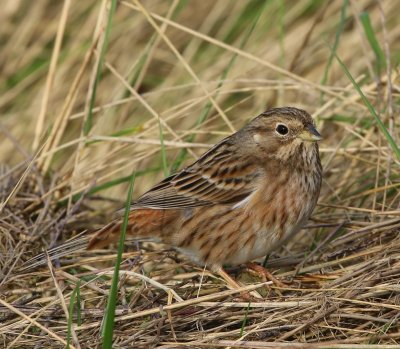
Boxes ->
[216,267,264,300]
[245,262,288,289]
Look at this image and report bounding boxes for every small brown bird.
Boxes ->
[88,107,322,287]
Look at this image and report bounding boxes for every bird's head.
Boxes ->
[240,107,322,162]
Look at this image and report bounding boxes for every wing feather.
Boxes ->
[132,137,261,210]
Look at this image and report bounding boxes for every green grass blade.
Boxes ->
[240,302,251,337]
[102,172,135,347]
[127,2,183,93]
[278,0,285,67]
[84,126,145,146]
[66,281,80,349]
[158,120,169,177]
[333,52,400,161]
[108,125,145,138]
[360,11,386,74]
[84,0,117,136]
[76,281,82,326]
[321,0,348,88]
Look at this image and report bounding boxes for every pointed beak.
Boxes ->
[297,124,323,142]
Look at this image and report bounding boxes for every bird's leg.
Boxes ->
[217,267,263,300]
[245,262,287,288]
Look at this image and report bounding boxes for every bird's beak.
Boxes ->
[297,125,323,142]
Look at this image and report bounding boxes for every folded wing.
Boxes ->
[133,138,261,210]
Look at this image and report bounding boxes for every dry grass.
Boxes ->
[1,0,400,348]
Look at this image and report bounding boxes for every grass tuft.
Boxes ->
[360,11,386,75]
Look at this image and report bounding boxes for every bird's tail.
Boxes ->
[19,233,90,272]
[20,208,179,272]
[87,208,179,250]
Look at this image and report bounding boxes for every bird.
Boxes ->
[87,107,322,289]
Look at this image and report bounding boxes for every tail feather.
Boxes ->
[20,208,180,271]
[87,219,122,250]
[87,208,180,250]
[19,233,89,272]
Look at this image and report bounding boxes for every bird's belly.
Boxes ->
[224,230,274,265]
[175,221,301,268]
[223,222,298,265]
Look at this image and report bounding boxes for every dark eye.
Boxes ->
[276,124,289,135]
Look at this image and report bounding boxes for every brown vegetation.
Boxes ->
[0,0,399,347]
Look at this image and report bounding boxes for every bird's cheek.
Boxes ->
[253,133,263,144]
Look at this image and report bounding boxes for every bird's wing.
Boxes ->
[132,138,261,210]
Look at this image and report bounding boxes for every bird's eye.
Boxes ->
[276,124,289,135]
